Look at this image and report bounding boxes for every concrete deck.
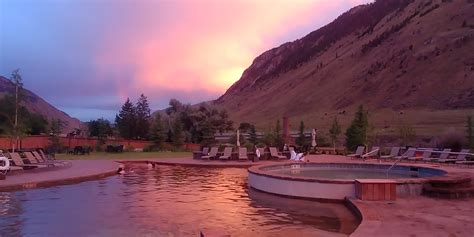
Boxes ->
[1,154,473,236]
[0,160,118,192]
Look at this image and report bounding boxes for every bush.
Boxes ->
[438,132,466,152]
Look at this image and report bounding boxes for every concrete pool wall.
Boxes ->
[248,163,448,200]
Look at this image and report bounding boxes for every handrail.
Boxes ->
[362,149,380,158]
[387,156,404,174]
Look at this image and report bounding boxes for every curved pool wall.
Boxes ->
[248,163,447,200]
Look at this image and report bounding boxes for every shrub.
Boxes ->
[438,132,466,152]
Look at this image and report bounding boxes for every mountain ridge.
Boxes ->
[215,0,474,135]
[0,76,82,133]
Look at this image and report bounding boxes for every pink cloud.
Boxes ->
[93,0,372,103]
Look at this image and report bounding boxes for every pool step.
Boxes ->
[423,175,474,199]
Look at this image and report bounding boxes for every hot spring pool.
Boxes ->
[0,165,359,237]
[248,163,447,200]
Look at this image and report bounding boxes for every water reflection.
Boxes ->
[0,165,358,236]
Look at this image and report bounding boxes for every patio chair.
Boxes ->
[380,147,400,159]
[238,147,248,160]
[437,149,471,163]
[408,149,432,161]
[269,147,287,160]
[219,147,233,160]
[361,146,380,159]
[394,148,416,160]
[201,147,218,160]
[347,146,365,158]
[424,149,450,162]
[32,151,68,166]
[7,152,46,169]
[201,147,209,155]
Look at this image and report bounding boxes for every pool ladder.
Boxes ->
[386,156,404,174]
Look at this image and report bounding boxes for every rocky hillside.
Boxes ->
[216,0,474,135]
[0,76,82,133]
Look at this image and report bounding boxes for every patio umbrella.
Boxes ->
[236,129,240,147]
[311,128,317,147]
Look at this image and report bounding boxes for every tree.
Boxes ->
[238,122,253,132]
[135,94,151,139]
[11,69,24,151]
[467,115,473,149]
[150,113,165,149]
[26,113,48,135]
[345,105,369,151]
[329,117,341,150]
[171,119,184,148]
[248,125,258,145]
[296,120,306,147]
[87,118,113,145]
[48,119,65,153]
[115,98,136,139]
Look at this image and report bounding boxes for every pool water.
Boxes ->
[0,165,359,237]
[273,168,432,179]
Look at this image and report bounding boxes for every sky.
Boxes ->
[0,0,371,121]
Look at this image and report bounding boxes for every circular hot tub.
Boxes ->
[248,163,447,200]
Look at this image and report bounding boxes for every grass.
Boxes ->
[55,151,192,160]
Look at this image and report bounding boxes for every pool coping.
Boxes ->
[248,162,449,185]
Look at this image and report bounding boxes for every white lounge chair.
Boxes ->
[395,148,416,160]
[380,147,400,159]
[202,147,218,160]
[219,147,233,160]
[238,147,248,160]
[348,146,365,158]
[269,147,287,160]
[408,149,432,161]
[362,146,380,159]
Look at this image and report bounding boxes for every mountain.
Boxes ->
[0,76,82,133]
[216,0,474,136]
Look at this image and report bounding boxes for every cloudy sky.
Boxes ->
[0,0,371,121]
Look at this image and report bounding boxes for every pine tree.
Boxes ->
[115,98,136,139]
[135,94,151,139]
[150,113,164,149]
[329,117,341,150]
[345,105,369,151]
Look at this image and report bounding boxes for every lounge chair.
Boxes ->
[408,149,432,161]
[238,147,248,160]
[361,146,380,159]
[24,152,56,167]
[202,147,209,155]
[437,149,470,163]
[347,146,365,158]
[380,147,400,159]
[424,149,451,162]
[219,147,233,160]
[394,148,416,160]
[269,147,287,160]
[32,151,68,166]
[201,147,218,160]
[7,152,47,169]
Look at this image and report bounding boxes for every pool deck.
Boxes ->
[0,160,118,192]
[1,154,474,236]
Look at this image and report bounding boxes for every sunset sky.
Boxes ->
[0,0,371,121]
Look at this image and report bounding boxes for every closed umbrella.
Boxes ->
[311,128,317,148]
[236,129,240,147]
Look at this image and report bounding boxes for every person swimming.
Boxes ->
[117,164,125,175]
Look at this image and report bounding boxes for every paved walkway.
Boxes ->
[0,160,118,191]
